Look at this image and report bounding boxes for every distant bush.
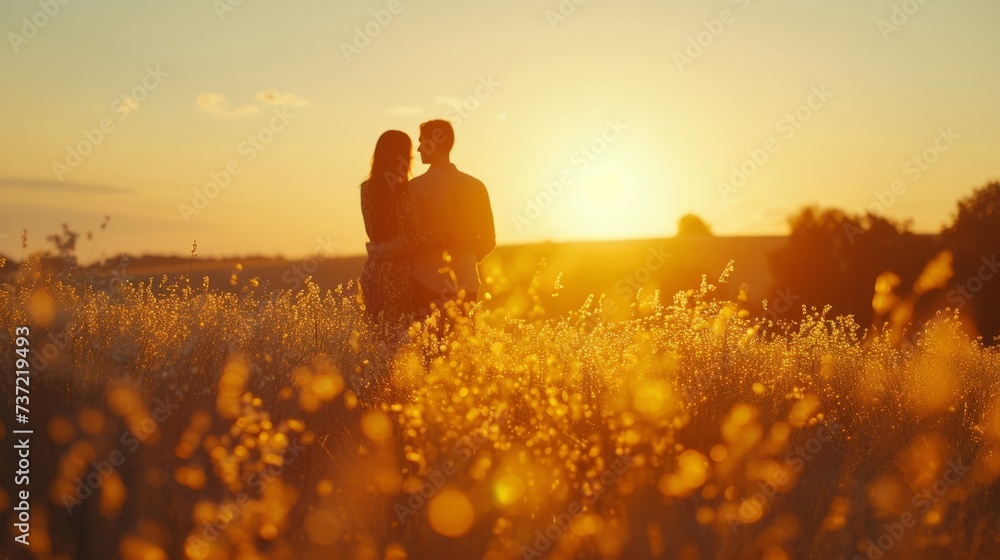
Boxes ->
[677,214,713,237]
[769,207,937,328]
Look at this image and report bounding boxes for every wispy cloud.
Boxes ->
[256,90,309,107]
[117,95,140,116]
[196,92,260,118]
[731,198,792,232]
[434,96,462,107]
[198,90,309,117]
[0,177,133,195]
[387,106,423,116]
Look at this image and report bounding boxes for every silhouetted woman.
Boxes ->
[359,130,416,326]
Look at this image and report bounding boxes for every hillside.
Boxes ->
[1,236,788,317]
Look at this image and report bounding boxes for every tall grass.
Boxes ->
[1,255,998,559]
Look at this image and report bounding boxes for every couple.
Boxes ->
[360,120,495,326]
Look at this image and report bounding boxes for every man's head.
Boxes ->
[418,119,455,165]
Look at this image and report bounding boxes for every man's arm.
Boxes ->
[473,182,496,262]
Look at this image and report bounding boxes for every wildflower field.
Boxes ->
[1,256,999,560]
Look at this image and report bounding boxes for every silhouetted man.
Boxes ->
[367,119,496,315]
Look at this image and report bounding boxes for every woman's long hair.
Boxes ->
[368,130,412,191]
[363,130,412,241]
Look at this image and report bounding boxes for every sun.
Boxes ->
[552,161,638,240]
[581,166,632,214]
[541,146,691,242]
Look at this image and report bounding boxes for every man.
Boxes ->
[367,119,496,315]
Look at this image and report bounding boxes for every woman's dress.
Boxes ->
[360,180,413,324]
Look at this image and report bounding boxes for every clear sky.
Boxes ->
[1,0,998,262]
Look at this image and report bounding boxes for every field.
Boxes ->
[1,254,999,560]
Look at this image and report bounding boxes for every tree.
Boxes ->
[768,207,937,326]
[942,181,1000,340]
[676,214,713,237]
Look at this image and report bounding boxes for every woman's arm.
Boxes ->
[359,182,377,241]
[367,188,450,260]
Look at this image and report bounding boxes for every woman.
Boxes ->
[360,130,416,325]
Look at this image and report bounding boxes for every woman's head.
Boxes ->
[369,130,412,189]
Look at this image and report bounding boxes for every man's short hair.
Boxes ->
[420,119,455,153]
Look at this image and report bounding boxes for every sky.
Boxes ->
[1,0,998,263]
